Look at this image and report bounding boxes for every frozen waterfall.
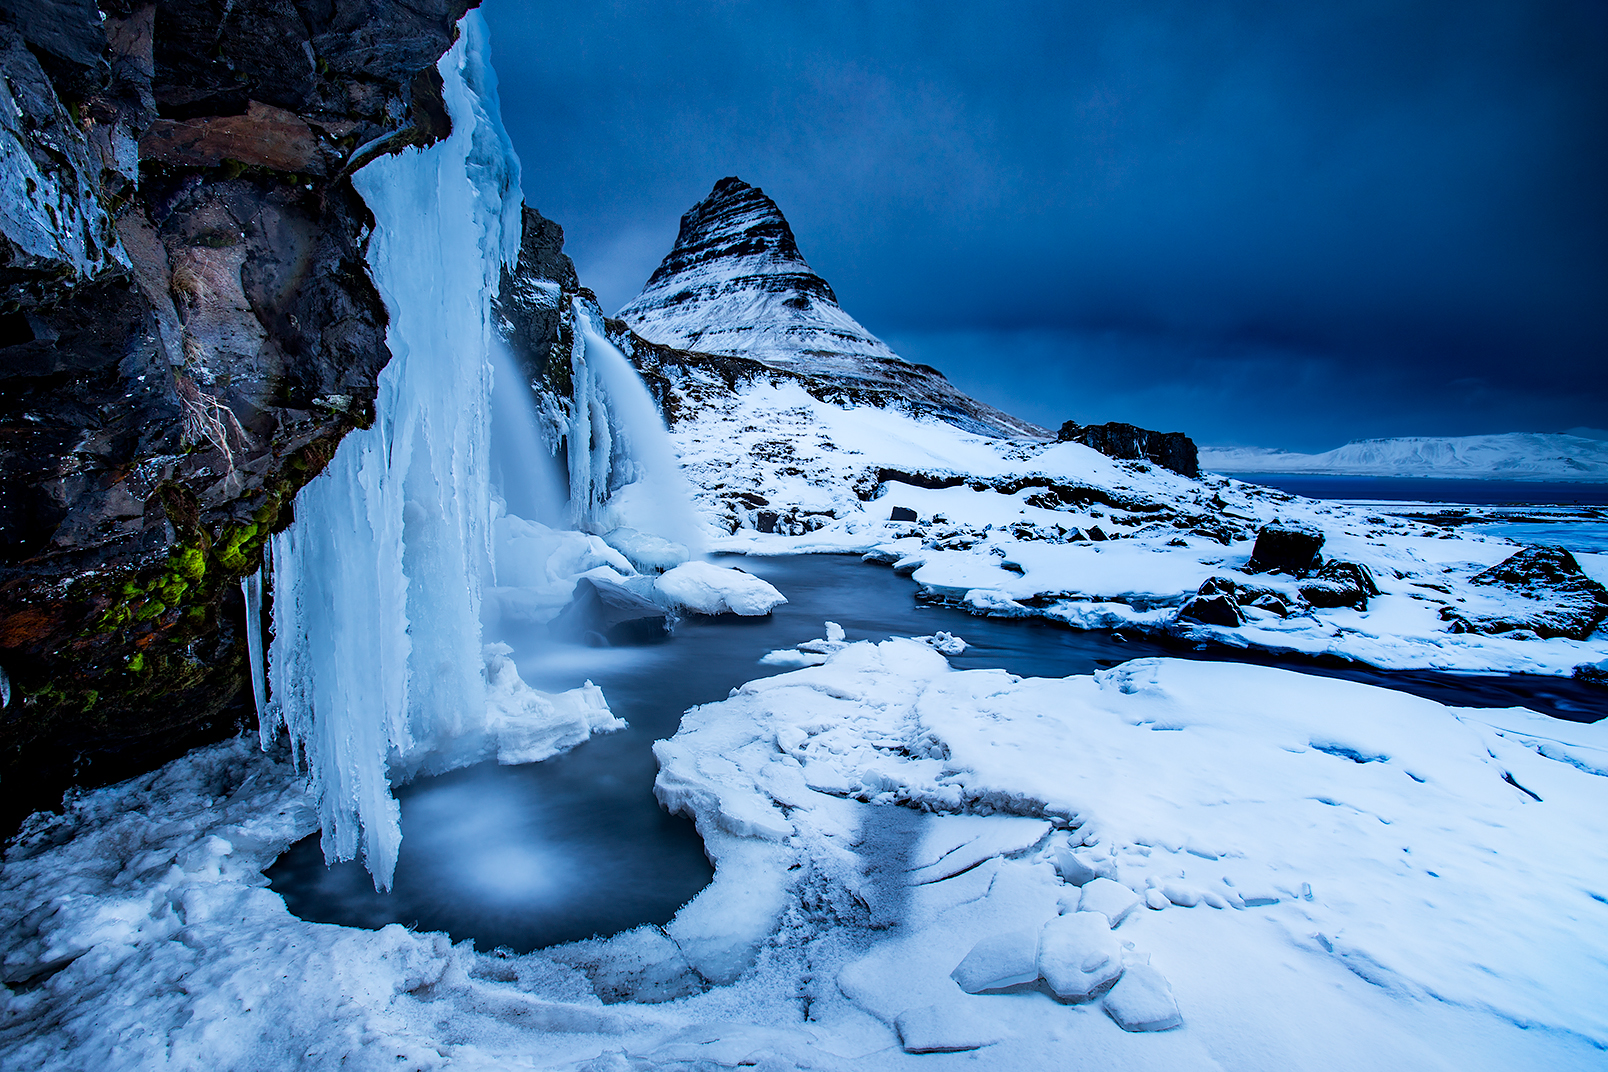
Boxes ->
[566,304,704,556]
[258,15,520,890]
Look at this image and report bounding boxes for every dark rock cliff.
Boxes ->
[1058,420,1200,478]
[0,1,474,833]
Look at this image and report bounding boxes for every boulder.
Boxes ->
[1444,546,1608,641]
[550,576,668,646]
[889,505,918,522]
[1299,560,1379,610]
[1246,522,1325,575]
[1177,593,1244,627]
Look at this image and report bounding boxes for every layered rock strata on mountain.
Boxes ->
[1058,421,1199,478]
[0,0,474,831]
[615,177,1042,439]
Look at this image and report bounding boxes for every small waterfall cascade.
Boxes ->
[565,302,704,555]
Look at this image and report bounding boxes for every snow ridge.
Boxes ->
[618,176,900,369]
[1203,433,1608,481]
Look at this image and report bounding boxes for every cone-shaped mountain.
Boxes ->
[617,177,900,367]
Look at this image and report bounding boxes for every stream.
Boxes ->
[269,552,1607,952]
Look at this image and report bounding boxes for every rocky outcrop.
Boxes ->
[1245,521,1325,576]
[1299,561,1380,611]
[611,177,1043,440]
[0,1,474,832]
[1444,547,1608,641]
[1058,421,1199,478]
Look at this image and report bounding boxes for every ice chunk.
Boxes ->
[759,649,827,667]
[1054,849,1099,887]
[1038,912,1124,1001]
[1145,889,1170,910]
[1161,882,1203,908]
[894,1005,1003,1054]
[548,925,700,1004]
[825,620,846,641]
[912,631,969,655]
[654,561,787,616]
[950,928,1040,993]
[1103,963,1184,1031]
[1079,877,1141,926]
[482,645,625,765]
[601,526,690,573]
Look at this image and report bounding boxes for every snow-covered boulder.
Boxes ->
[602,526,691,573]
[654,561,787,616]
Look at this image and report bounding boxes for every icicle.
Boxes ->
[257,13,522,891]
[241,567,266,723]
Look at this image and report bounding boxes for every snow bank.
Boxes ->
[649,640,1608,1067]
[6,643,1608,1069]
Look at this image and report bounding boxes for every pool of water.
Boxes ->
[270,553,1607,952]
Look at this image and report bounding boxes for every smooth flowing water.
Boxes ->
[270,553,1607,951]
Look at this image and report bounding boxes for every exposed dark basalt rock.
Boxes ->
[0,0,475,834]
[1443,546,1608,641]
[1245,521,1325,576]
[1058,421,1199,478]
[550,575,668,647]
[1177,592,1244,627]
[1299,561,1380,611]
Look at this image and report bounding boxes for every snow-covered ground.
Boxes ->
[5,637,1607,1069]
[1202,432,1608,481]
[668,380,1608,677]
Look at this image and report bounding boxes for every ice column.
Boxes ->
[261,13,522,890]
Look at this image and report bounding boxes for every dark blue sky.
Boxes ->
[482,0,1606,450]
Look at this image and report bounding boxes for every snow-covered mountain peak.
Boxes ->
[617,177,900,367]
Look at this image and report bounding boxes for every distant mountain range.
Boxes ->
[1201,433,1608,481]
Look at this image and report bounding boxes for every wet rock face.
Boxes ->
[1446,546,1608,641]
[1245,521,1325,576]
[0,0,473,832]
[1057,421,1200,479]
